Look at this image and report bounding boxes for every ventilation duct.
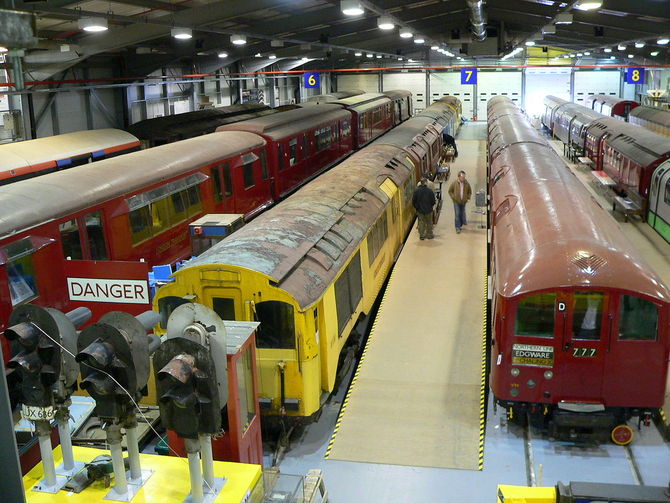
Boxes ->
[466,0,487,41]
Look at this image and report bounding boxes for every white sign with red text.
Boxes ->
[67,277,150,304]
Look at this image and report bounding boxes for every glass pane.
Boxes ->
[129,206,152,245]
[289,138,298,166]
[619,295,657,341]
[86,211,108,260]
[211,167,223,203]
[243,163,254,189]
[260,151,269,180]
[7,255,39,305]
[572,291,603,340]
[515,293,556,338]
[223,164,233,197]
[59,218,83,260]
[213,297,236,321]
[255,300,295,349]
[236,346,255,432]
[158,296,190,329]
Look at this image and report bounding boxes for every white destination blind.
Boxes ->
[67,277,150,304]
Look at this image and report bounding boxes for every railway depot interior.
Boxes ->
[3,1,670,502]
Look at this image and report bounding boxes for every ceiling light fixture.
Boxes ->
[569,53,575,57]
[627,54,634,59]
[554,13,573,24]
[231,34,246,45]
[431,45,439,50]
[634,41,645,48]
[562,55,569,58]
[650,51,659,56]
[577,52,583,56]
[609,55,615,60]
[378,16,394,30]
[218,51,228,58]
[80,17,109,33]
[604,47,612,53]
[398,57,403,60]
[574,1,602,11]
[525,41,536,46]
[355,51,362,56]
[541,24,556,35]
[0,46,8,53]
[301,56,309,61]
[617,44,625,51]
[584,51,591,55]
[414,37,425,44]
[408,58,414,62]
[399,29,413,39]
[376,54,382,58]
[366,53,374,58]
[268,54,277,59]
[658,38,670,45]
[341,0,364,16]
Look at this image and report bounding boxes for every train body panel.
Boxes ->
[331,93,395,148]
[592,95,639,120]
[629,106,670,139]
[541,95,568,131]
[382,89,413,124]
[488,96,670,434]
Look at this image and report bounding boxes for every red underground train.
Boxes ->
[488,96,670,444]
[0,92,411,362]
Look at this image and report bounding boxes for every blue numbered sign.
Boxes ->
[625,67,644,85]
[461,68,477,85]
[304,72,320,88]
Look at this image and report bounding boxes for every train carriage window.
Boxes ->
[619,295,657,341]
[129,206,152,245]
[185,185,202,216]
[85,211,108,260]
[243,162,255,189]
[213,297,236,321]
[60,219,83,260]
[289,138,298,166]
[302,133,310,157]
[515,293,556,338]
[367,211,388,265]
[260,151,269,180]
[572,291,604,340]
[151,198,170,232]
[223,164,233,197]
[255,300,296,349]
[335,252,362,336]
[211,167,223,203]
[5,240,40,305]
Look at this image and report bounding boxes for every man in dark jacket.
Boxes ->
[412,177,436,240]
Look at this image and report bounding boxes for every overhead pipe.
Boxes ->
[466,0,487,42]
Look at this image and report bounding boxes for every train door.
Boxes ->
[552,290,608,402]
[595,133,610,170]
[648,164,670,240]
[601,294,668,407]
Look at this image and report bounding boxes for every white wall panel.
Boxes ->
[478,71,522,110]
[336,73,379,93]
[430,71,475,120]
[524,67,571,118]
[383,72,426,111]
[574,70,620,105]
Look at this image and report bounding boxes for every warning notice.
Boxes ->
[512,344,554,367]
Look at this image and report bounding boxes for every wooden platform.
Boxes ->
[324,137,488,470]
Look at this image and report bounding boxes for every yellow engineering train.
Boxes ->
[154,97,461,418]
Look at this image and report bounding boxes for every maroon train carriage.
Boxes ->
[217,104,353,201]
[330,93,395,148]
[381,89,413,125]
[552,103,604,155]
[590,94,639,120]
[487,96,670,444]
[0,129,140,184]
[583,117,670,209]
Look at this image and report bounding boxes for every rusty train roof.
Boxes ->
[0,131,265,240]
[488,104,670,302]
[180,142,415,309]
[382,90,412,100]
[216,104,350,139]
[630,105,670,126]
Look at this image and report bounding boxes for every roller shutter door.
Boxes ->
[574,70,620,106]
[383,72,426,112]
[430,71,475,120]
[524,67,571,118]
[478,71,522,113]
[336,73,379,93]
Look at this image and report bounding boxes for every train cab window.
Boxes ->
[619,295,657,341]
[572,291,604,340]
[4,239,40,305]
[260,151,269,180]
[223,164,233,197]
[243,162,255,189]
[158,296,191,329]
[255,300,295,349]
[515,293,556,338]
[289,138,298,166]
[316,127,332,152]
[213,297,236,321]
[60,219,83,260]
[85,211,108,260]
[335,252,363,336]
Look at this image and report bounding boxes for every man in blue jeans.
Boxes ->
[448,170,472,234]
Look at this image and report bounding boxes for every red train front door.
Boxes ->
[552,290,609,404]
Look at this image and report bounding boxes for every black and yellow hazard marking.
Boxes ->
[478,272,489,471]
[657,409,670,441]
[324,266,399,460]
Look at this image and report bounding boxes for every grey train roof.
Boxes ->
[630,105,670,125]
[0,131,265,240]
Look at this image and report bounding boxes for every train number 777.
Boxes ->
[572,347,597,358]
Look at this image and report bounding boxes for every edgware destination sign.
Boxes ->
[511,343,554,367]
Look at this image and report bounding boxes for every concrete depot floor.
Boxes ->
[268,123,670,502]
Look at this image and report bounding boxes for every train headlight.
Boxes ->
[510,388,519,397]
[527,379,536,388]
[510,368,520,377]
[544,370,554,380]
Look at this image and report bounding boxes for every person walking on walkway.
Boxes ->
[412,176,436,240]
[448,170,472,234]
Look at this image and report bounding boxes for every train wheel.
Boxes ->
[611,424,634,445]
